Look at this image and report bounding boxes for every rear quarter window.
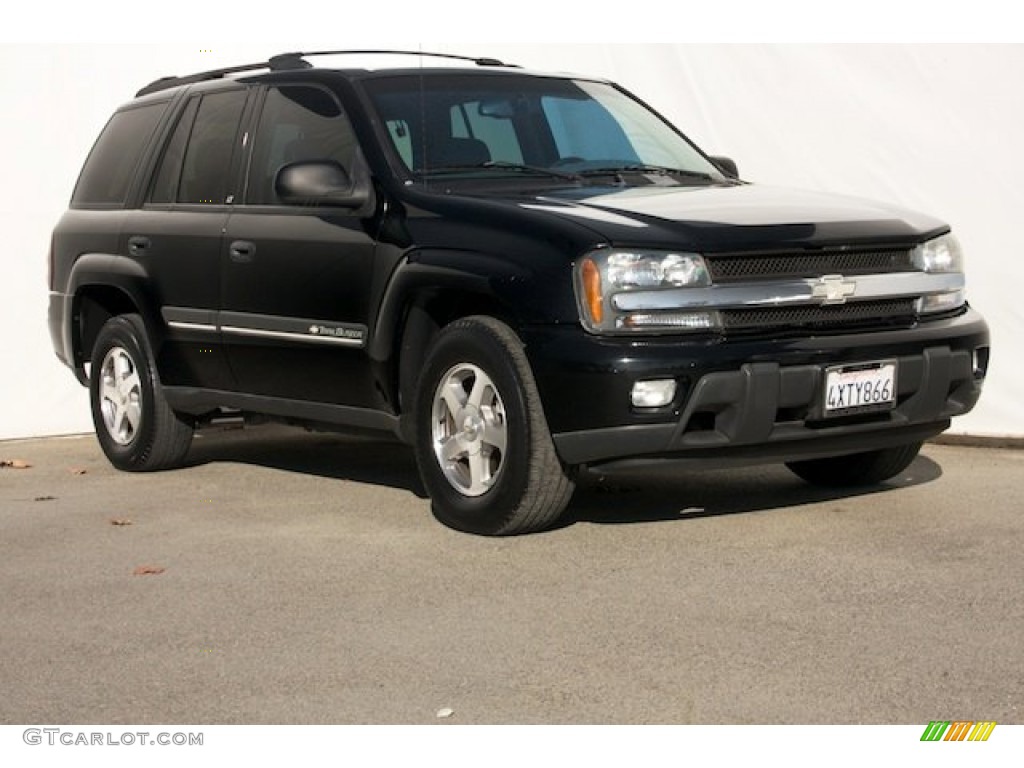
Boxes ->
[72,102,167,206]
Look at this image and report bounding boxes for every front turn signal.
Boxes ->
[581,258,603,326]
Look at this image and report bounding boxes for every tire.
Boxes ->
[786,442,922,487]
[413,316,575,535]
[89,313,193,471]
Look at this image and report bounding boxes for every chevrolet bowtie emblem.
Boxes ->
[811,274,857,305]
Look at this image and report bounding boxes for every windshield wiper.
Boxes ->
[421,161,580,181]
[578,164,713,181]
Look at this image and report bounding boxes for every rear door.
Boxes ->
[221,83,380,408]
[121,87,250,389]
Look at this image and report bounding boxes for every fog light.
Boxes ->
[973,347,989,379]
[631,379,677,408]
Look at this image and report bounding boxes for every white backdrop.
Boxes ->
[1,43,1021,440]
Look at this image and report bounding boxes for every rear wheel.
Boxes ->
[89,314,193,471]
[414,316,575,535]
[786,442,922,487]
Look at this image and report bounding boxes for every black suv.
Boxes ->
[49,50,990,535]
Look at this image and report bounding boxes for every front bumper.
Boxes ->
[522,307,989,467]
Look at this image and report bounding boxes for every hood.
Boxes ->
[516,183,948,251]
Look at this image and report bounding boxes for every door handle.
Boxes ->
[127,236,151,257]
[229,241,256,264]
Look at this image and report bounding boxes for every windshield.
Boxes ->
[362,73,724,183]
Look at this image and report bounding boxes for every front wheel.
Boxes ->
[413,316,575,535]
[785,442,922,487]
[89,314,193,471]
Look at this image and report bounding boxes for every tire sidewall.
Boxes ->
[414,320,534,534]
[89,316,160,470]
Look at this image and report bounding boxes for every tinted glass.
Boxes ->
[247,85,357,205]
[72,103,166,205]
[541,95,636,162]
[450,101,523,164]
[366,75,720,179]
[149,97,200,204]
[178,90,247,205]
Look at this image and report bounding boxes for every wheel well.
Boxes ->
[75,287,139,369]
[395,290,519,417]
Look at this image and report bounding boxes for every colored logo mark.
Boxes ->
[920,721,996,742]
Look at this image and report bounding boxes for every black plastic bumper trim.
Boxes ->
[553,344,982,466]
[580,420,950,473]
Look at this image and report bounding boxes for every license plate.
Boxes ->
[823,360,897,416]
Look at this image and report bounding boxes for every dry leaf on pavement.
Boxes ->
[132,565,165,576]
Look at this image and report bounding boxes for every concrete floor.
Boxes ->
[1,426,1021,724]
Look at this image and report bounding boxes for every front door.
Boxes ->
[221,83,379,409]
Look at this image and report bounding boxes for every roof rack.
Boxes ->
[135,50,515,97]
[296,50,514,67]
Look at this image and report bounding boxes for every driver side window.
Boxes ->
[247,85,358,205]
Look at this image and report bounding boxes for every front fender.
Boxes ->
[370,248,575,361]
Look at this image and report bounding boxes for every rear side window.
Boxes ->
[72,103,166,206]
[149,97,200,204]
[177,90,247,205]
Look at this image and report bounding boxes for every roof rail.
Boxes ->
[135,50,514,97]
[293,50,515,67]
[136,58,285,97]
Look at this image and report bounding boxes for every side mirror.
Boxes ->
[274,160,370,208]
[709,155,739,179]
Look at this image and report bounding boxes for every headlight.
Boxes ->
[911,233,964,274]
[606,251,710,288]
[575,248,716,333]
[912,233,967,315]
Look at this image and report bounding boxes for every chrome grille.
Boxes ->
[706,249,915,283]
